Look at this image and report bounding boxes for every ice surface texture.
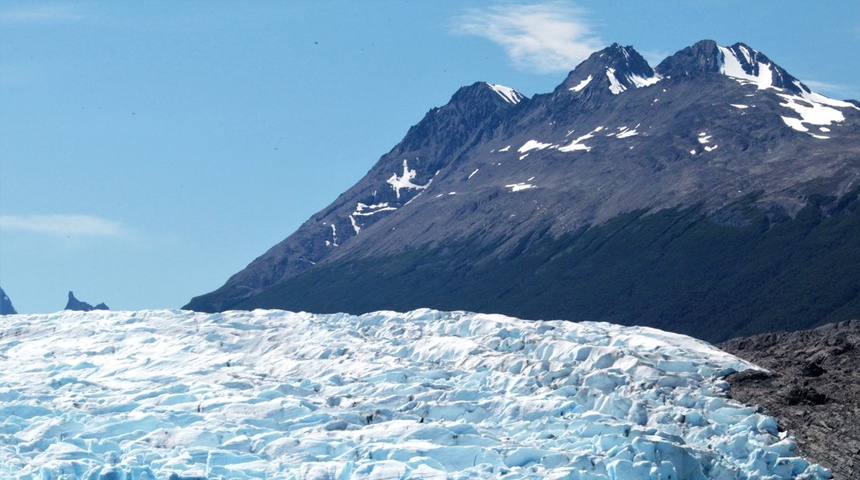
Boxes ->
[0,309,830,479]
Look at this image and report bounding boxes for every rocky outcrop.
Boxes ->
[0,287,17,315]
[64,291,109,312]
[720,320,860,479]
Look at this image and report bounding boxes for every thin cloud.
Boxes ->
[454,1,603,74]
[0,4,86,23]
[0,215,124,237]
[802,80,860,100]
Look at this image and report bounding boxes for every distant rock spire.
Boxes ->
[65,291,109,312]
[0,287,17,315]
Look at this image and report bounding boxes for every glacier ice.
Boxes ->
[0,309,831,479]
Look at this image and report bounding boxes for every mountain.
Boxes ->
[64,291,109,312]
[0,286,16,315]
[0,308,831,478]
[186,40,860,343]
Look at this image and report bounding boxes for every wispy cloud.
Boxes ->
[0,4,86,23]
[802,80,860,100]
[0,215,124,237]
[453,1,603,74]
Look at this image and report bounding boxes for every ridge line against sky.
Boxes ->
[1,1,858,313]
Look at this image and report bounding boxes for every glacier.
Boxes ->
[0,309,830,479]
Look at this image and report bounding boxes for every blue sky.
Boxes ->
[1,1,858,313]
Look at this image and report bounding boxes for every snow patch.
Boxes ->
[387,159,431,199]
[718,46,777,90]
[605,68,661,95]
[506,183,536,192]
[731,104,749,109]
[329,223,338,246]
[468,169,479,179]
[606,68,625,94]
[517,140,553,153]
[629,73,661,88]
[559,127,603,152]
[569,75,593,92]
[777,89,851,133]
[616,128,638,139]
[353,202,397,217]
[498,145,511,152]
[487,83,524,104]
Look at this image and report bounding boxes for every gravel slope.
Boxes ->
[720,320,860,479]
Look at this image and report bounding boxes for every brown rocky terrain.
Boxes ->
[720,320,860,479]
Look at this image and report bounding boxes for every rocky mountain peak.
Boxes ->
[0,286,16,315]
[557,43,659,96]
[445,81,526,110]
[657,40,806,94]
[394,81,523,160]
[655,39,723,77]
[187,39,860,341]
[448,82,525,107]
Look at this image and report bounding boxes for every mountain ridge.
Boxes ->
[186,40,860,341]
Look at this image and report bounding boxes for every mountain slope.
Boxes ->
[0,309,831,479]
[186,40,860,342]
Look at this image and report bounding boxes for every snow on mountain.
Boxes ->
[709,42,859,137]
[717,44,782,91]
[605,67,661,95]
[559,43,660,98]
[387,159,432,200]
[777,85,859,137]
[487,83,524,105]
[568,75,592,92]
[0,309,830,479]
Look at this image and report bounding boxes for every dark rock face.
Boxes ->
[0,287,17,315]
[720,320,860,479]
[186,40,860,342]
[655,39,724,78]
[65,291,109,312]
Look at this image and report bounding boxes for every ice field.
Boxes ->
[0,309,830,479]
